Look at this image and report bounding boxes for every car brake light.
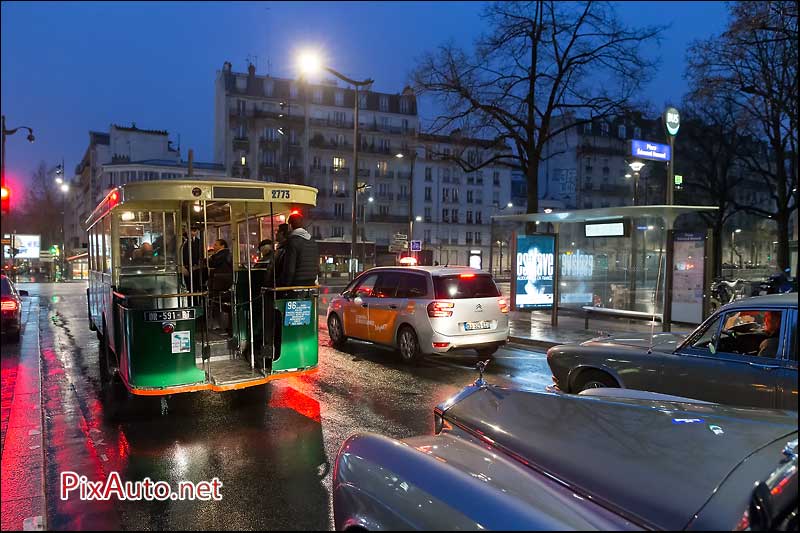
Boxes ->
[432,342,450,348]
[427,301,454,318]
[1,298,18,312]
[459,273,475,278]
[498,298,509,313]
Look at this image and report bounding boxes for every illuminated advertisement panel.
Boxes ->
[12,234,41,259]
[515,234,555,309]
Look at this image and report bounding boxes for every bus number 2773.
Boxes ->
[271,190,291,199]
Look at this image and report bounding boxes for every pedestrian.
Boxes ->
[207,239,232,273]
[181,225,204,291]
[255,239,273,268]
[278,214,319,290]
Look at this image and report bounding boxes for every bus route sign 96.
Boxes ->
[145,309,195,322]
[284,300,312,326]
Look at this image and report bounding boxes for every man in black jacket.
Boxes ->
[278,214,319,289]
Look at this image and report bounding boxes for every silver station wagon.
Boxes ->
[326,266,510,362]
[547,293,798,410]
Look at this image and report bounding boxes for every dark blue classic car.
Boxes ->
[547,294,797,410]
[333,374,798,531]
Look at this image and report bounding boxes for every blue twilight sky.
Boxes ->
[1,1,730,190]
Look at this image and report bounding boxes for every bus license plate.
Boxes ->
[145,310,195,322]
[464,321,492,331]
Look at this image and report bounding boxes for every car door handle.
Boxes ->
[748,362,780,370]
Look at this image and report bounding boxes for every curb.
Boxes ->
[508,336,559,351]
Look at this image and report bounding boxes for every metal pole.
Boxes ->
[667,136,675,205]
[552,227,559,328]
[351,85,359,280]
[663,228,675,332]
[488,217,495,276]
[1,116,7,186]
[407,152,414,248]
[244,202,255,369]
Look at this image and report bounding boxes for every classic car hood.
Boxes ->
[443,386,798,531]
[581,332,685,353]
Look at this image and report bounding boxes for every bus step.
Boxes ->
[209,359,264,385]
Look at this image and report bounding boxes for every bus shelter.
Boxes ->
[491,205,718,332]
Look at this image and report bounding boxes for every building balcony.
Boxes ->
[397,170,412,180]
[310,118,354,130]
[233,137,250,151]
[259,137,281,148]
[370,214,408,223]
[374,171,394,179]
[358,168,370,177]
[310,138,352,151]
[331,167,350,177]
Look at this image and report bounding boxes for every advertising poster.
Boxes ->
[11,234,41,259]
[515,235,555,309]
[671,232,705,324]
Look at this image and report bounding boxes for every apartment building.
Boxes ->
[66,124,223,255]
[213,62,419,270]
[413,133,515,269]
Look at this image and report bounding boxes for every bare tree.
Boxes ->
[675,97,749,276]
[687,0,798,270]
[22,160,62,248]
[411,1,665,217]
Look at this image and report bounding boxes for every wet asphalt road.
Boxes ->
[17,282,551,531]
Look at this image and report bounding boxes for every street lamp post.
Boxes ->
[731,228,742,268]
[626,160,646,310]
[1,114,35,186]
[298,52,373,279]
[58,182,69,281]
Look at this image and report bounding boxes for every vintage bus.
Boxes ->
[86,178,319,398]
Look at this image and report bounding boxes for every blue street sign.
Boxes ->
[631,139,671,162]
[410,240,422,252]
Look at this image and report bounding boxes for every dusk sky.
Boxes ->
[1,1,730,190]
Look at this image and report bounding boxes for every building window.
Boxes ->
[442,189,450,202]
[313,87,323,103]
[467,190,473,203]
[264,79,274,96]
[601,122,609,136]
[333,180,346,195]
[336,133,345,147]
[399,184,408,198]
[262,150,276,166]
[425,167,432,181]
[466,232,473,244]
[583,122,592,134]
[332,226,344,238]
[376,160,388,176]
[442,209,449,223]
[379,95,389,111]
[379,205,389,216]
[467,210,473,224]
[424,229,431,242]
[237,99,246,115]
[425,187,432,201]
[634,126,641,139]
[334,203,344,217]
[380,116,390,130]
[236,76,246,90]
[493,171,500,186]
[359,93,367,109]
[400,97,410,113]
[451,209,459,223]
[237,124,246,138]
[425,207,432,222]
[476,211,482,224]
[335,90,344,106]
[290,83,298,99]
[475,231,482,245]
[334,111,346,125]
[402,119,409,133]
[476,171,483,185]
[618,125,626,139]
[492,192,500,205]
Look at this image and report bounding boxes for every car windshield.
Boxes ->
[433,274,500,299]
[1,276,10,296]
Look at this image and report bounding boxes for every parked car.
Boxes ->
[333,373,798,531]
[546,294,797,410]
[1,274,28,343]
[326,266,509,362]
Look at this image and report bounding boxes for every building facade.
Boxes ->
[214,62,421,272]
[65,124,223,257]
[413,133,515,270]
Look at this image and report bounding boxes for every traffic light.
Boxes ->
[1,185,9,214]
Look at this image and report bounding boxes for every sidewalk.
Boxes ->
[1,296,46,531]
[317,283,692,350]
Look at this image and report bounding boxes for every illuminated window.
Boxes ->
[333,157,346,170]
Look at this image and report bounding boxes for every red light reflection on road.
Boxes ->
[268,386,321,422]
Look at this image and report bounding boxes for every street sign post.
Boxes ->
[410,240,422,252]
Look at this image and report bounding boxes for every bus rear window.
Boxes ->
[433,275,500,299]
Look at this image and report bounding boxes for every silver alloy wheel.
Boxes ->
[328,315,342,344]
[399,329,417,361]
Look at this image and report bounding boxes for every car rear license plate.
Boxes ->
[464,320,492,331]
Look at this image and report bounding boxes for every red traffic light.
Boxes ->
[1,185,10,214]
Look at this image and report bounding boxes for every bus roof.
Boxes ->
[86,179,318,228]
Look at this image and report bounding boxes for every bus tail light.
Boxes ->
[162,322,175,334]
[427,301,454,318]
[498,298,510,313]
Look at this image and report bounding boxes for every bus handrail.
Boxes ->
[113,291,208,300]
[263,285,320,292]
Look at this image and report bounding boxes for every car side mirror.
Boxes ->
[341,290,351,300]
[18,289,29,297]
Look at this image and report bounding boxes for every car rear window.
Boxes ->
[433,274,500,299]
[1,277,10,296]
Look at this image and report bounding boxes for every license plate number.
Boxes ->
[145,309,195,322]
[464,320,492,331]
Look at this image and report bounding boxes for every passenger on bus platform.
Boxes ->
[181,225,204,290]
[278,214,319,290]
[207,239,232,273]
[255,239,273,269]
